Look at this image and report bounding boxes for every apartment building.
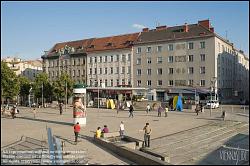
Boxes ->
[42,39,94,84]
[133,20,249,103]
[86,33,139,87]
[2,57,43,81]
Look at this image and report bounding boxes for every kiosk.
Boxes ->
[73,84,87,126]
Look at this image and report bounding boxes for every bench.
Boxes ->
[102,131,120,138]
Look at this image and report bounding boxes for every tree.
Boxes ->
[33,72,53,103]
[52,72,74,102]
[18,75,31,105]
[1,62,19,103]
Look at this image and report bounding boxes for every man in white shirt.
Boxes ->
[119,121,125,138]
[146,104,151,114]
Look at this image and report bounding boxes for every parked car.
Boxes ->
[205,100,219,109]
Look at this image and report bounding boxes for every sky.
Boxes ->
[1,1,249,60]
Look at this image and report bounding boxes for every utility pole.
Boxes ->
[42,83,44,107]
[65,81,67,112]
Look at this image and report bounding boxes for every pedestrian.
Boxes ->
[116,101,120,114]
[33,108,36,119]
[222,110,226,121]
[146,104,150,114]
[129,104,134,118]
[59,102,63,115]
[95,127,102,138]
[119,121,125,138]
[165,106,169,117]
[11,105,16,119]
[195,104,199,116]
[158,105,162,117]
[73,122,81,143]
[143,123,152,148]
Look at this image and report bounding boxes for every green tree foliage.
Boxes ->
[52,72,74,102]
[18,75,31,97]
[33,72,53,100]
[1,62,19,101]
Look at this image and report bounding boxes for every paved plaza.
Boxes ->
[1,105,249,165]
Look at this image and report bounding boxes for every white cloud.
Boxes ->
[132,24,146,29]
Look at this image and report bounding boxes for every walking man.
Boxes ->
[73,122,81,143]
[119,121,125,138]
[158,105,162,117]
[143,123,152,148]
[59,102,63,115]
[146,104,150,114]
[129,104,134,118]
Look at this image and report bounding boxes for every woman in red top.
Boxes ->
[74,122,81,143]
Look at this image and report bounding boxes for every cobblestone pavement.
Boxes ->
[1,106,249,165]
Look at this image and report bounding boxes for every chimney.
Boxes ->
[184,23,189,32]
[142,28,149,32]
[209,27,214,32]
[156,25,167,31]
[198,19,211,29]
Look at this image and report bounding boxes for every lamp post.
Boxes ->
[65,81,67,112]
[42,83,44,108]
[210,77,217,117]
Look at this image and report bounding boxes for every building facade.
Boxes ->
[42,19,249,103]
[2,57,43,81]
[133,20,249,103]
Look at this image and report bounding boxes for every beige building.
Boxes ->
[86,33,139,87]
[2,57,43,81]
[133,20,249,103]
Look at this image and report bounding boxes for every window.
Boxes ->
[78,70,81,77]
[157,57,163,64]
[122,55,126,62]
[168,44,173,51]
[82,69,85,76]
[89,68,92,75]
[110,67,113,74]
[188,42,194,49]
[116,67,119,74]
[73,70,76,77]
[200,80,205,86]
[99,68,102,74]
[110,55,113,62]
[116,55,119,61]
[117,79,119,86]
[168,80,174,86]
[127,67,131,74]
[137,58,141,65]
[218,43,221,52]
[188,55,194,62]
[188,80,193,86]
[122,79,125,85]
[168,56,174,63]
[146,47,152,53]
[136,47,141,54]
[157,46,162,52]
[169,68,174,74]
[137,69,142,76]
[105,79,108,87]
[147,80,152,86]
[188,67,194,74]
[147,58,151,64]
[157,68,162,75]
[89,57,92,64]
[121,67,125,74]
[94,57,97,63]
[73,59,76,66]
[200,66,205,74]
[104,67,108,74]
[158,80,163,86]
[99,56,102,63]
[94,68,97,75]
[137,80,141,87]
[147,69,152,75]
[222,45,225,52]
[110,79,113,87]
[200,54,205,61]
[200,41,205,48]
[128,79,131,85]
[127,54,131,61]
[104,56,107,62]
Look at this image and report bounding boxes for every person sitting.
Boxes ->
[95,127,102,138]
[102,125,109,133]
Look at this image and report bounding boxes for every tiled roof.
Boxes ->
[136,23,215,44]
[86,33,140,53]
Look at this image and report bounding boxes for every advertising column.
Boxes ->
[73,84,87,126]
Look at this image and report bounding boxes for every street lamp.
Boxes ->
[210,77,217,117]
[42,83,44,108]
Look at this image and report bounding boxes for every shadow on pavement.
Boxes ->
[196,117,223,121]
[17,116,73,126]
[54,135,76,145]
